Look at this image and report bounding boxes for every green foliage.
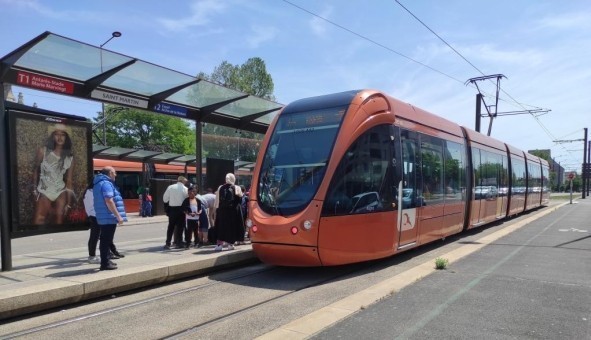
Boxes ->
[200,57,275,100]
[435,257,449,270]
[197,57,274,160]
[96,106,195,154]
[529,149,551,162]
[203,131,263,162]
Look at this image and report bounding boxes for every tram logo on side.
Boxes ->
[401,208,416,231]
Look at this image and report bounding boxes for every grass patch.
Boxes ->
[435,257,449,270]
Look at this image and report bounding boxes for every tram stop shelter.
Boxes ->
[0,31,283,270]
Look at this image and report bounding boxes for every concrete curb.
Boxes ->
[0,249,258,320]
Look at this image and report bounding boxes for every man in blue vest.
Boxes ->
[93,166,128,270]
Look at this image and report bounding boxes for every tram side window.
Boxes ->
[511,158,526,196]
[528,161,542,193]
[482,151,501,200]
[500,155,509,196]
[542,166,550,193]
[420,135,444,205]
[527,162,536,193]
[472,148,482,200]
[115,173,140,199]
[322,125,394,216]
[443,141,465,203]
[400,129,420,208]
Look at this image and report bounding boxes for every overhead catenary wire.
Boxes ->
[282,1,551,121]
[283,0,579,167]
[392,0,579,165]
[281,0,465,84]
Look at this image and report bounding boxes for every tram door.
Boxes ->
[395,128,420,248]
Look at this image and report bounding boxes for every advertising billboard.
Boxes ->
[8,108,92,237]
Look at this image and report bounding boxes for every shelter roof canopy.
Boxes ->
[0,31,283,133]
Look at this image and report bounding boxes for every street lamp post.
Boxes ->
[99,31,122,146]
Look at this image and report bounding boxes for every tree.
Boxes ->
[200,57,275,101]
[197,57,276,161]
[96,105,195,154]
[529,149,551,162]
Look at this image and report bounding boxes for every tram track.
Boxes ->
[0,265,278,339]
[2,252,393,339]
[163,260,380,339]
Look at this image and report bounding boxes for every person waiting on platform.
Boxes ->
[163,176,188,249]
[141,187,153,217]
[182,186,205,248]
[93,166,127,271]
[83,181,125,264]
[213,173,243,251]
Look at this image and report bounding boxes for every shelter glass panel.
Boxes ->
[103,60,196,96]
[14,34,132,81]
[168,82,247,108]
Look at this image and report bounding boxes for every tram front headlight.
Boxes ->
[245,218,253,228]
[302,220,313,230]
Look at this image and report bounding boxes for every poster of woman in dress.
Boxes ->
[8,108,91,236]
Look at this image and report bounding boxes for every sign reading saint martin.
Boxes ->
[91,90,148,108]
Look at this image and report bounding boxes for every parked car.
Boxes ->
[350,192,383,213]
[474,186,498,200]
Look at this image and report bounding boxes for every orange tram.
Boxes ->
[246,89,550,266]
[93,159,198,213]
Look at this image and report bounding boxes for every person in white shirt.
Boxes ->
[162,176,188,249]
[202,187,216,226]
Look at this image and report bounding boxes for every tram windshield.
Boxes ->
[257,106,346,215]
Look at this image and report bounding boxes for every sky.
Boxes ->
[1,0,590,172]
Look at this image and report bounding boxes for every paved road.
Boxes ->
[312,200,591,339]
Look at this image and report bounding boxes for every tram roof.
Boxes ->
[92,144,255,172]
[0,31,283,134]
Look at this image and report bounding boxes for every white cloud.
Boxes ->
[157,0,227,32]
[458,43,546,69]
[309,6,333,37]
[246,25,278,49]
[535,11,591,30]
[0,0,106,22]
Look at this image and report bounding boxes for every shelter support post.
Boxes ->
[0,82,13,271]
[583,128,588,199]
[196,120,203,191]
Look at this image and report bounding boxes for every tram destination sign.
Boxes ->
[91,90,148,109]
[282,107,345,131]
[16,71,74,95]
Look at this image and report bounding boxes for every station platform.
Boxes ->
[0,214,257,320]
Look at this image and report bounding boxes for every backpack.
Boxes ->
[219,184,235,208]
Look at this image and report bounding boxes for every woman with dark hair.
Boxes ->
[32,123,75,225]
[182,186,203,248]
